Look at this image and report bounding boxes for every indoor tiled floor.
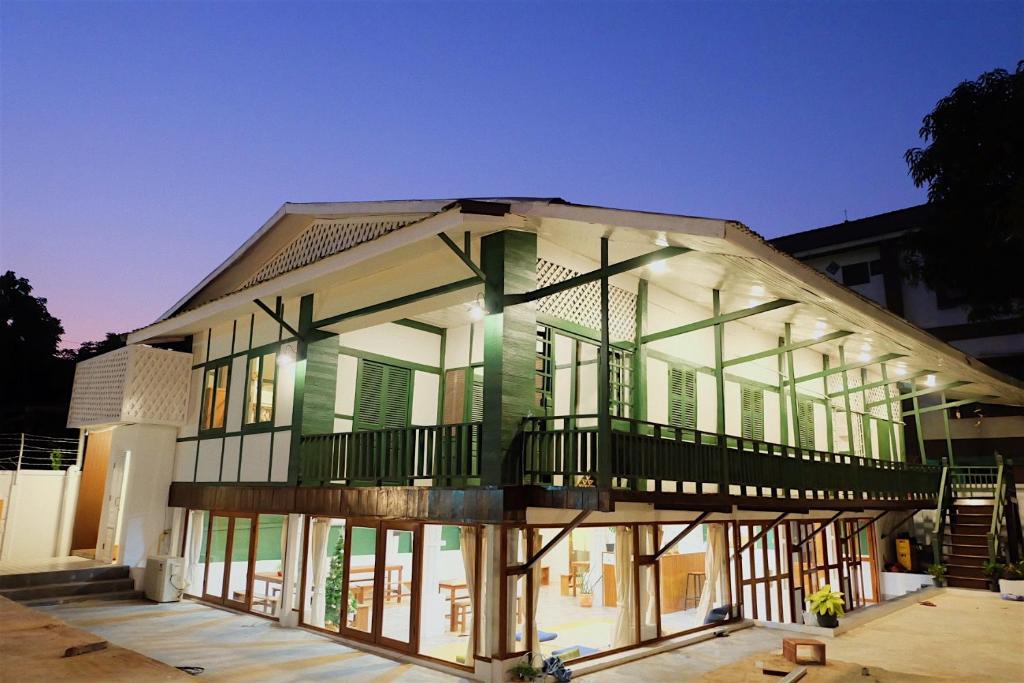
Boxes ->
[42,598,467,682]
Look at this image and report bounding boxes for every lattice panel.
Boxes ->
[536,258,636,341]
[68,346,192,428]
[122,347,192,426]
[237,214,429,291]
[68,347,130,428]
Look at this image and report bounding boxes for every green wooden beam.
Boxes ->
[880,363,899,461]
[839,346,855,455]
[866,380,972,408]
[438,232,486,280]
[713,290,726,438]
[632,279,649,420]
[861,368,873,458]
[504,246,690,306]
[254,298,303,340]
[777,338,789,447]
[597,238,612,488]
[312,276,481,330]
[394,318,446,336]
[912,394,927,464]
[941,392,955,466]
[904,395,998,417]
[787,352,906,385]
[641,298,798,345]
[827,369,933,398]
[823,354,835,452]
[722,330,852,368]
[784,324,802,448]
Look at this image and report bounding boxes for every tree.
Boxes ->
[71,332,127,362]
[903,62,1024,321]
[324,531,347,627]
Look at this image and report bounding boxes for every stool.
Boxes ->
[450,598,472,633]
[683,572,706,608]
[782,637,826,665]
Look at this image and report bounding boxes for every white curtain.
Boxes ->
[696,524,727,624]
[309,518,330,628]
[529,529,542,654]
[461,526,478,663]
[273,516,288,617]
[640,526,658,640]
[187,510,206,593]
[611,526,636,647]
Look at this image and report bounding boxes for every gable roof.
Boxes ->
[769,204,932,256]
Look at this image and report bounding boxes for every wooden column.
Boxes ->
[597,238,612,488]
[481,231,537,486]
[784,324,801,448]
[632,279,649,421]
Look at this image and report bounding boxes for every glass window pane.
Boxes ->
[380,527,415,644]
[205,515,229,598]
[201,368,216,430]
[212,366,229,428]
[253,514,286,616]
[260,353,276,422]
[245,357,260,425]
[227,518,252,604]
[302,518,345,632]
[347,526,377,634]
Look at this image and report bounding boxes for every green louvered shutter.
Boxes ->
[741,386,765,441]
[470,376,484,422]
[797,398,815,449]
[356,360,411,431]
[668,366,697,430]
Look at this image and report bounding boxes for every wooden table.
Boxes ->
[349,564,404,603]
[438,579,469,632]
[250,571,282,611]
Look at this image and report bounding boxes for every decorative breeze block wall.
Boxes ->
[68,346,192,428]
[536,258,637,341]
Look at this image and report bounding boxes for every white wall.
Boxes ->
[0,469,80,560]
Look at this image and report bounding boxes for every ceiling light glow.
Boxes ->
[649,260,669,274]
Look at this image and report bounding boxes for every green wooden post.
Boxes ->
[880,363,900,461]
[480,230,537,486]
[912,392,927,464]
[860,368,873,459]
[823,354,835,453]
[838,346,855,455]
[941,392,955,466]
[287,294,339,485]
[784,324,801,449]
[777,337,789,447]
[597,238,612,488]
[713,290,726,438]
[632,279,649,421]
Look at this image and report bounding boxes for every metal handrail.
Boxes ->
[933,461,951,566]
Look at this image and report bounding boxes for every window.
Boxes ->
[797,398,815,450]
[200,362,230,432]
[609,349,632,417]
[740,385,764,441]
[535,326,554,414]
[442,366,483,423]
[841,262,871,286]
[355,360,411,430]
[668,365,697,430]
[470,367,484,422]
[244,351,277,426]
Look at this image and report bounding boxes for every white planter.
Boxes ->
[998,578,1024,595]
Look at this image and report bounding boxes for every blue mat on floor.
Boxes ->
[552,644,599,660]
[515,630,558,643]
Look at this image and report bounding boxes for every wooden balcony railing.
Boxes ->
[520,415,942,503]
[299,422,481,487]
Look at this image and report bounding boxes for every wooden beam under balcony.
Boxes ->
[722,330,853,368]
[786,352,906,385]
[503,246,690,306]
[311,276,481,330]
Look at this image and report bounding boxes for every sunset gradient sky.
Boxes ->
[1,1,1021,348]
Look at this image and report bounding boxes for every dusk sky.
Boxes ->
[1,1,1021,349]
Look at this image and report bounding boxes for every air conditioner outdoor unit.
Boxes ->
[144,555,185,602]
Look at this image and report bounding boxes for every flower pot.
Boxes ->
[580,594,593,608]
[999,578,1024,595]
[815,613,839,628]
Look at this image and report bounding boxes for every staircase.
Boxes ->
[945,500,993,589]
[0,564,142,607]
[934,456,1023,590]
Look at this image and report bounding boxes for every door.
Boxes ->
[339,520,421,653]
[202,513,256,608]
[96,450,128,563]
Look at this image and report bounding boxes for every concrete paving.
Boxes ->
[41,598,466,682]
[581,588,1024,682]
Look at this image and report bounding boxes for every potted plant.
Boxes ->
[982,560,1004,592]
[575,570,601,608]
[999,561,1024,595]
[927,563,947,587]
[806,584,845,628]
[509,654,542,681]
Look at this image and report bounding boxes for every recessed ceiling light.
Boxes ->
[751,285,765,297]
[858,351,870,362]
[895,366,906,376]
[649,260,669,274]
[926,374,936,387]
[654,236,669,247]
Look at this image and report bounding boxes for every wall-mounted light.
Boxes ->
[277,346,296,367]
[468,294,486,321]
[649,259,669,274]
[654,234,669,247]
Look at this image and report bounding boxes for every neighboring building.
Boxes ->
[770,205,1024,466]
[64,198,1023,679]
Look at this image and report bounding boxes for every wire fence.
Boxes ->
[0,433,80,471]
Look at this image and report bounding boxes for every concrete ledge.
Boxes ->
[754,585,945,638]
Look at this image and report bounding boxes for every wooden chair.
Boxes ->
[684,572,706,608]
[450,598,472,633]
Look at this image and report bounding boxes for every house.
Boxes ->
[64,198,1024,679]
[770,205,1024,466]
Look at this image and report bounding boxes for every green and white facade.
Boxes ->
[68,198,1024,679]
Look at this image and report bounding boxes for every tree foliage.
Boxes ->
[903,62,1024,321]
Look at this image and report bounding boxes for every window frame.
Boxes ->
[353,358,413,432]
[242,349,278,431]
[740,384,765,441]
[667,363,698,430]
[199,359,231,435]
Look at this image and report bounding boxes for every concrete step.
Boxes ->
[19,590,145,608]
[0,577,136,602]
[946,575,989,590]
[0,564,129,590]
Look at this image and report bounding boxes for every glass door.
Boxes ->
[339,520,421,654]
[202,513,256,609]
[203,515,230,601]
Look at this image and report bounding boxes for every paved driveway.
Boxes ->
[42,599,465,682]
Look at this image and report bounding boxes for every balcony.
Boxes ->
[298,415,942,504]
